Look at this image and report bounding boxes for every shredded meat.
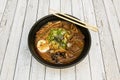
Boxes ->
[35,21,85,64]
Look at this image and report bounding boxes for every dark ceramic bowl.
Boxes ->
[28,14,91,68]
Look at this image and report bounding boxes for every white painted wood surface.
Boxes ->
[14,0,38,80]
[0,0,8,23]
[112,0,120,23]
[103,0,120,69]
[92,0,120,80]
[0,0,28,80]
[0,0,120,80]
[0,0,18,72]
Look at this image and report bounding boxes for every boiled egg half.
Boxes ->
[37,40,49,53]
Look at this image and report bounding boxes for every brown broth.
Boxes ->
[35,21,85,64]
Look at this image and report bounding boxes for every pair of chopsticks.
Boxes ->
[49,9,98,32]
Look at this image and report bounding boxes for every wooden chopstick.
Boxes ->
[50,9,98,32]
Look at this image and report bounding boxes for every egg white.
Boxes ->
[37,40,49,53]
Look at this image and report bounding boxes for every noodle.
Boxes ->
[35,21,85,64]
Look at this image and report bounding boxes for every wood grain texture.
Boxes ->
[13,0,38,80]
[112,0,120,23]
[72,0,91,80]
[0,0,8,23]
[0,0,28,80]
[0,0,18,72]
[45,0,61,80]
[82,0,106,80]
[92,0,120,80]
[45,67,60,80]
[30,0,49,80]
[103,0,120,69]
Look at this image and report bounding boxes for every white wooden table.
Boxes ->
[0,0,120,80]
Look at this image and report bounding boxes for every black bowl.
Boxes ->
[28,14,91,68]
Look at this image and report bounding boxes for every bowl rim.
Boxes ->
[28,14,91,69]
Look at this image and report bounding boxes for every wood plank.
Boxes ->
[61,66,75,80]
[30,58,45,80]
[76,58,91,80]
[13,0,38,80]
[45,68,60,80]
[49,0,60,11]
[0,0,28,80]
[30,0,49,80]
[0,0,18,72]
[72,0,91,80]
[61,0,75,80]
[45,0,60,80]
[61,0,72,14]
[0,0,8,23]
[103,0,120,70]
[112,0,120,23]
[81,0,106,80]
[92,0,120,80]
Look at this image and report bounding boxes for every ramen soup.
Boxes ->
[35,21,85,64]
